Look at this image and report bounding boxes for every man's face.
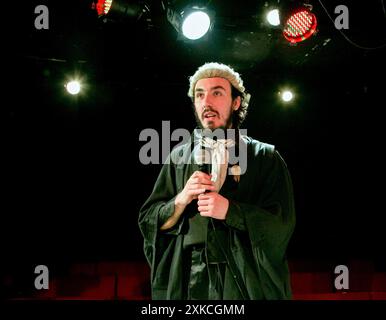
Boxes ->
[194,77,240,130]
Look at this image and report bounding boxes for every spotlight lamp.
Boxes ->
[281,90,293,102]
[92,0,147,21]
[65,80,81,95]
[266,9,280,26]
[167,6,213,40]
[94,0,113,16]
[283,6,317,44]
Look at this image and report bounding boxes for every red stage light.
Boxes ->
[95,0,113,16]
[283,8,317,44]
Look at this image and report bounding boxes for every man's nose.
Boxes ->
[202,94,213,108]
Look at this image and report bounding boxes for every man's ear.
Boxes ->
[233,96,241,110]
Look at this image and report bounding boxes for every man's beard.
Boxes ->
[193,106,234,131]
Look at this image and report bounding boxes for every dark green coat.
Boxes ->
[138,136,296,299]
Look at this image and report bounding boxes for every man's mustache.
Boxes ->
[202,108,218,118]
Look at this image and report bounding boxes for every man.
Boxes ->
[139,62,295,299]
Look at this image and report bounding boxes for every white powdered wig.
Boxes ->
[188,62,250,109]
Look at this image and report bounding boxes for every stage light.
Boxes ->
[182,11,211,40]
[167,6,213,41]
[95,0,113,16]
[281,90,294,102]
[92,0,146,21]
[266,9,280,26]
[66,80,81,95]
[283,6,317,44]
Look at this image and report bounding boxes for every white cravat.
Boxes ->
[194,130,235,192]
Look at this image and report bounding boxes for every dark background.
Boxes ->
[2,0,386,290]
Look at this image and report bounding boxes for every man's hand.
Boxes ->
[161,171,215,231]
[175,171,216,207]
[197,192,229,220]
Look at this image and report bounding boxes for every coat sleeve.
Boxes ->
[138,156,182,266]
[225,150,296,260]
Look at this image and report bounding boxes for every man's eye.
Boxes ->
[196,93,204,99]
[213,91,222,96]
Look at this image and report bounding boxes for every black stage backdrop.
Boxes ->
[2,0,386,302]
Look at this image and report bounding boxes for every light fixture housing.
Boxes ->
[167,6,214,41]
[92,0,146,21]
[283,6,317,44]
[94,0,113,16]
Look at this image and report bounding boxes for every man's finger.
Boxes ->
[198,192,215,199]
[188,184,215,191]
[193,178,213,186]
[190,181,213,188]
[193,171,211,180]
[197,200,210,206]
[198,206,210,214]
[188,188,207,196]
